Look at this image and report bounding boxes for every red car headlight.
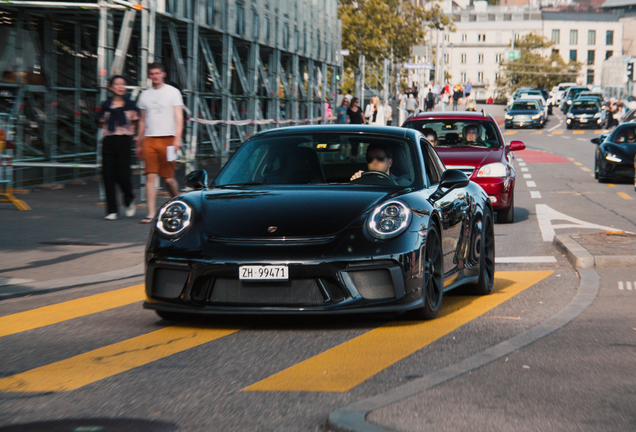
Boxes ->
[476,162,507,178]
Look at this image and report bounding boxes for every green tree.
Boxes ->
[496,33,582,97]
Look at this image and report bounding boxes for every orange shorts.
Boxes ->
[143,136,175,178]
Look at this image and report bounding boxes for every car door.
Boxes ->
[422,140,467,280]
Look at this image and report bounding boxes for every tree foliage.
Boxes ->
[495,33,582,97]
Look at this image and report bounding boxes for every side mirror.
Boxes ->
[590,137,600,145]
[509,140,526,151]
[430,169,469,202]
[185,169,209,191]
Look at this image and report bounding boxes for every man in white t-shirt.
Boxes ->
[136,62,184,223]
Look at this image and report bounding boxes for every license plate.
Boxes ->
[519,122,524,126]
[581,119,587,123]
[239,265,289,280]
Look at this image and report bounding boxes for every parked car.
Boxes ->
[592,123,636,183]
[561,86,589,113]
[402,111,525,223]
[505,99,545,129]
[566,98,605,129]
[143,125,496,321]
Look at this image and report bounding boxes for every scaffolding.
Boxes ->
[0,0,343,187]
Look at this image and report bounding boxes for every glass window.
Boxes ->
[552,48,560,55]
[586,69,594,85]
[606,30,614,45]
[252,9,259,40]
[236,3,245,36]
[477,72,484,82]
[478,54,483,64]
[214,134,418,186]
[462,34,467,42]
[606,50,613,60]
[552,29,560,44]
[511,102,539,110]
[570,30,578,45]
[461,54,466,64]
[588,30,596,45]
[460,72,466,83]
[404,120,502,149]
[587,50,595,65]
[569,50,577,62]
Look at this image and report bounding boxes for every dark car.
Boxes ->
[143,125,496,321]
[402,111,525,224]
[576,91,606,110]
[592,123,636,183]
[505,99,545,129]
[566,98,605,129]
[561,86,589,113]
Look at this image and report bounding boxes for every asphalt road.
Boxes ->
[1,108,635,432]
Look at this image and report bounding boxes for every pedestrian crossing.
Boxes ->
[503,129,606,136]
[0,271,553,394]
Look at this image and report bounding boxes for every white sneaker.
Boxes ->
[125,200,136,217]
[105,213,118,220]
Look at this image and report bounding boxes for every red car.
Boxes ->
[402,111,525,223]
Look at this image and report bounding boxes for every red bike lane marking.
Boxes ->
[517,149,570,164]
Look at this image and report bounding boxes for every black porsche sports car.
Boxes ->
[143,125,495,321]
[592,123,636,183]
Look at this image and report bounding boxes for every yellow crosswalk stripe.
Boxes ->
[531,131,543,134]
[594,130,607,134]
[0,285,146,338]
[244,271,552,393]
[581,167,591,172]
[574,162,583,166]
[0,325,241,392]
[504,131,518,135]
[573,131,584,135]
[617,192,633,200]
[552,130,563,135]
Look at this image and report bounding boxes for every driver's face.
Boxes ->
[366,150,392,174]
[466,130,478,141]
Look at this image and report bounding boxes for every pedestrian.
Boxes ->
[465,81,473,106]
[406,93,417,116]
[365,96,385,125]
[425,88,435,111]
[466,101,476,112]
[398,89,407,111]
[434,81,442,104]
[97,75,139,221]
[452,85,462,111]
[335,97,349,124]
[346,97,365,160]
[336,89,344,109]
[324,96,332,119]
[344,90,353,104]
[136,62,184,224]
[384,99,393,126]
[607,98,619,129]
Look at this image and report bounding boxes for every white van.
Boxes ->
[551,82,578,106]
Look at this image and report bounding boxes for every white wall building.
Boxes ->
[542,12,622,86]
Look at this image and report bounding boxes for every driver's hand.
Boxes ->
[350,170,364,181]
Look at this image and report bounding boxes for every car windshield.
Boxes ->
[214,133,417,187]
[404,120,501,148]
[567,88,586,97]
[609,125,636,144]
[572,101,598,110]
[511,102,538,111]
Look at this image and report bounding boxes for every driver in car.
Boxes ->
[463,124,483,146]
[350,143,409,185]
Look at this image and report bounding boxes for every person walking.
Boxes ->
[365,96,385,125]
[464,81,473,106]
[406,93,417,116]
[346,97,365,160]
[98,75,139,221]
[335,97,349,124]
[136,62,184,224]
[452,85,463,111]
[425,88,435,111]
[384,99,393,126]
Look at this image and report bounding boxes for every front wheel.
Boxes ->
[408,224,444,320]
[471,210,495,295]
[496,192,514,224]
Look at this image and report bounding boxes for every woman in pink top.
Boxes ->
[97,75,140,220]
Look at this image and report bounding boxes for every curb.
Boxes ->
[0,264,144,300]
[326,269,600,432]
[553,234,636,269]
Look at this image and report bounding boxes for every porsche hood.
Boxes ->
[199,186,398,239]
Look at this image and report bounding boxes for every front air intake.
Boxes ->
[347,269,396,300]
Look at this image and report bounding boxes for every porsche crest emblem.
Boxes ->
[268,226,277,233]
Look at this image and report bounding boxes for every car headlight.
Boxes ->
[531,114,541,120]
[567,113,574,118]
[156,200,193,238]
[606,154,622,163]
[367,200,412,239]
[477,162,507,178]
[567,100,572,105]
[594,112,601,118]
[505,114,513,120]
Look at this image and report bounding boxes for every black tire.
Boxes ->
[566,124,572,130]
[408,224,444,320]
[471,210,495,295]
[496,192,514,224]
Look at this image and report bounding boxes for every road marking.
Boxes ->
[573,131,584,135]
[518,162,526,167]
[495,256,556,263]
[0,325,242,392]
[581,167,591,172]
[0,285,146,339]
[245,271,554,393]
[594,130,607,134]
[577,138,587,142]
[521,167,529,172]
[516,158,524,162]
[536,204,628,242]
[0,277,34,287]
[619,281,624,290]
[523,174,532,179]
[563,136,571,139]
[628,281,633,291]
[530,191,542,199]
[574,162,583,166]
[552,130,564,135]
[567,157,576,161]
[548,121,562,132]
[526,181,536,187]
[531,131,543,134]
[617,192,633,200]
[607,183,615,187]
[504,131,518,135]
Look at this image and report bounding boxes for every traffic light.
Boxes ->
[628,61,634,81]
[336,73,340,81]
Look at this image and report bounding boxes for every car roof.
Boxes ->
[252,124,411,139]
[407,111,497,122]
[572,97,599,104]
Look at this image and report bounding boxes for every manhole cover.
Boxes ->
[0,419,178,432]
